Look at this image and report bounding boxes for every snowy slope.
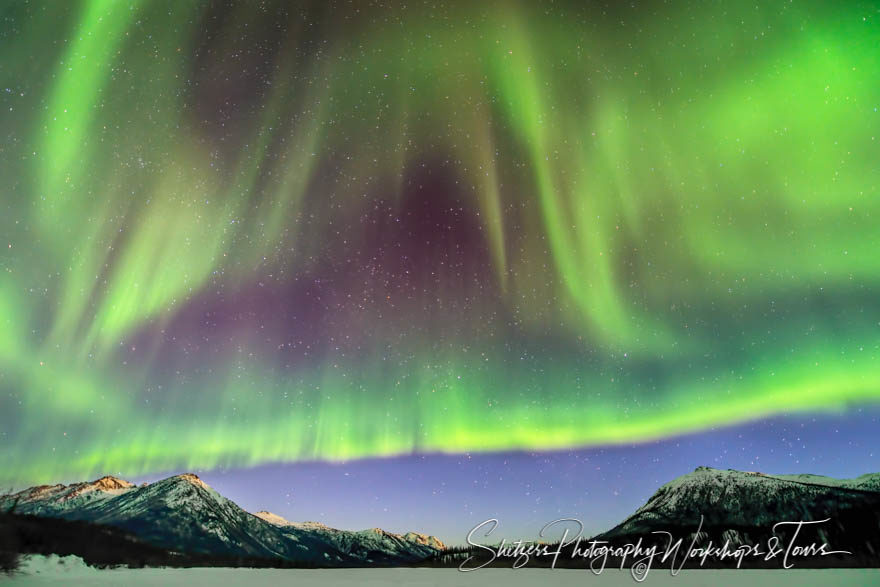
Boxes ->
[769,472,880,493]
[597,466,880,560]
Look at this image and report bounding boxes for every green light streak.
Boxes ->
[1,0,879,485]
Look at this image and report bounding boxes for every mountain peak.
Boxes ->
[252,512,332,531]
[403,531,446,550]
[60,475,135,501]
[91,476,134,490]
[289,520,332,530]
[253,510,293,527]
[169,473,210,490]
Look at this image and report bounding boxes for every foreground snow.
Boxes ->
[5,555,879,586]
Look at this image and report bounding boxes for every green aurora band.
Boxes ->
[1,0,879,484]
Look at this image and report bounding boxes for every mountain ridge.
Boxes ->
[586,465,880,568]
[1,472,444,566]
[601,465,880,537]
[6,466,879,568]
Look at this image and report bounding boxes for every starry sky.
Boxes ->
[1,0,879,540]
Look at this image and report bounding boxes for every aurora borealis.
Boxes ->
[1,0,879,487]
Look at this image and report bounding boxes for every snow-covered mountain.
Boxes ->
[768,472,880,493]
[596,466,880,564]
[5,475,136,516]
[1,473,443,566]
[602,466,880,534]
[253,510,444,559]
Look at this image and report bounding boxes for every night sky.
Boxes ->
[1,0,879,543]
